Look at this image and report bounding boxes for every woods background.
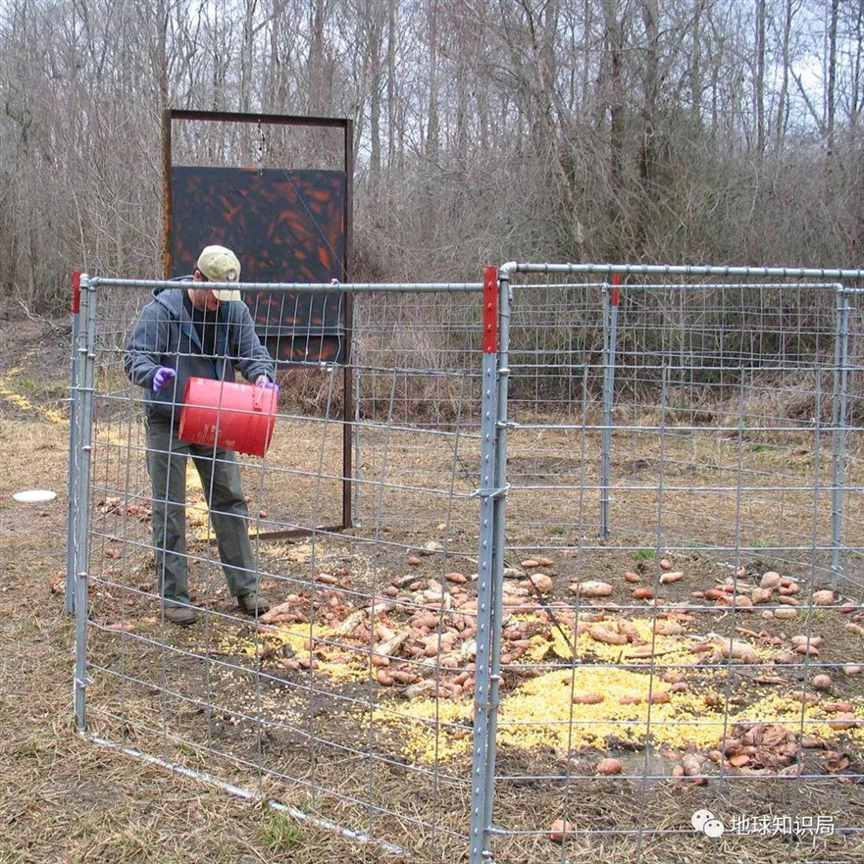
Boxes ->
[2,0,863,310]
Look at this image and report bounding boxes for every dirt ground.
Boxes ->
[0,314,396,864]
[3,306,864,864]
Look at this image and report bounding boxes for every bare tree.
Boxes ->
[4,0,864,308]
[602,0,626,240]
[754,0,766,155]
[775,0,797,151]
[826,0,839,159]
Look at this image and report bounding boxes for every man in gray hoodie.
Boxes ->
[124,245,275,625]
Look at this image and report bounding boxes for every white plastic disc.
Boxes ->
[12,489,57,504]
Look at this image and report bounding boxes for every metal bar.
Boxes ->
[86,734,409,856]
[486,823,864,837]
[342,364,354,528]
[600,285,610,538]
[501,261,864,280]
[74,274,96,731]
[342,118,354,529]
[211,525,346,544]
[88,277,484,292]
[482,266,510,854]
[169,108,350,129]
[65,272,81,615]
[352,332,364,525]
[831,291,851,586]
[343,118,354,280]
[517,281,841,291]
[596,281,842,291]
[600,275,620,538]
[161,109,173,278]
[469,267,502,864]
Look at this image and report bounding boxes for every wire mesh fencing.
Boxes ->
[479,263,864,863]
[67,264,864,863]
[68,274,494,861]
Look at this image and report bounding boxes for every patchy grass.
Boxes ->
[261,811,304,851]
[0,424,408,864]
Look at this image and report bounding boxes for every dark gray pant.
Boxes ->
[146,419,259,607]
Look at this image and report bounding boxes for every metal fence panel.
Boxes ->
[71,275,494,860]
[68,264,864,863]
[66,272,82,614]
[483,264,864,863]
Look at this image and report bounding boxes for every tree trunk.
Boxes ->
[425,0,440,162]
[776,0,794,151]
[640,0,659,190]
[367,0,384,189]
[603,0,626,228]
[754,0,766,155]
[690,5,702,131]
[386,0,397,173]
[827,0,839,160]
[308,0,328,113]
[239,0,258,114]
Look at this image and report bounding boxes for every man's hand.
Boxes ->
[152,367,176,392]
[255,375,276,389]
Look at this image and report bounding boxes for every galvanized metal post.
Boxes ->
[161,109,173,278]
[600,275,620,538]
[351,315,363,525]
[65,272,82,614]
[831,290,851,587]
[74,274,96,731]
[483,266,510,849]
[469,266,506,864]
[341,117,354,530]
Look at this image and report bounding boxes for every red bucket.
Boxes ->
[178,377,277,457]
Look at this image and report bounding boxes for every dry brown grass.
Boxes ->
[3,311,864,864]
[0,387,410,863]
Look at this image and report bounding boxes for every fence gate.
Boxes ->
[477,263,864,863]
[68,263,864,863]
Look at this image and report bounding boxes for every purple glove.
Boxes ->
[152,367,176,392]
[255,375,277,389]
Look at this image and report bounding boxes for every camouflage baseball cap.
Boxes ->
[196,245,242,301]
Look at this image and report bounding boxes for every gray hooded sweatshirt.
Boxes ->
[124,287,275,423]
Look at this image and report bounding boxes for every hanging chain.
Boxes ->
[256,118,265,175]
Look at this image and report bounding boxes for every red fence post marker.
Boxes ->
[611,272,621,307]
[72,272,81,314]
[483,266,498,354]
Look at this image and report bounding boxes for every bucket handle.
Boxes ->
[251,382,279,415]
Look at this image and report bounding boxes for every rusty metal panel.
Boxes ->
[170,165,346,363]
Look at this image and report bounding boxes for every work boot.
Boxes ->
[237,593,269,617]
[164,605,198,626]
